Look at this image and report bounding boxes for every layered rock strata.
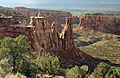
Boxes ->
[77,14,120,34]
[28,17,88,62]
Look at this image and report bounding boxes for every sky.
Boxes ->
[0,0,120,9]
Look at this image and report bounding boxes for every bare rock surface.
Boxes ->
[28,16,89,63]
[76,14,120,34]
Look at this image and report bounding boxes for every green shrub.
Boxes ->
[105,67,120,78]
[5,72,26,78]
[17,59,38,78]
[0,35,30,73]
[0,58,12,78]
[89,62,110,78]
[0,35,37,78]
[66,65,88,78]
[34,53,63,75]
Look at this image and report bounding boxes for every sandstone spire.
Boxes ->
[28,16,89,62]
[60,17,74,49]
[28,17,52,54]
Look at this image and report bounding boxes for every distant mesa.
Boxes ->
[14,7,28,9]
[76,14,120,34]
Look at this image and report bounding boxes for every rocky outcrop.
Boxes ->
[0,16,27,38]
[0,16,19,27]
[0,26,26,38]
[27,17,53,53]
[77,14,120,34]
[28,16,88,63]
[59,17,74,49]
[72,16,79,24]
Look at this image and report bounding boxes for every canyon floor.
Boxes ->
[73,29,120,65]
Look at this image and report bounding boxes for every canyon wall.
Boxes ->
[0,16,27,38]
[77,14,120,34]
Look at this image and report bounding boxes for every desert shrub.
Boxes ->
[0,35,30,73]
[5,72,26,78]
[105,67,120,78]
[89,62,110,78]
[66,65,88,78]
[34,53,63,75]
[0,35,37,78]
[0,58,12,78]
[17,59,38,78]
[76,41,91,47]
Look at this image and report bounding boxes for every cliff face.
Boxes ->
[0,16,26,37]
[0,16,19,27]
[27,17,53,53]
[77,14,120,34]
[28,16,88,63]
[59,17,74,49]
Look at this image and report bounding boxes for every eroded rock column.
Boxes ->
[60,17,74,49]
[27,16,89,63]
[28,17,53,53]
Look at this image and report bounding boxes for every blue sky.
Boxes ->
[0,0,120,9]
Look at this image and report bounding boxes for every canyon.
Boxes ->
[0,15,88,63]
[0,7,120,64]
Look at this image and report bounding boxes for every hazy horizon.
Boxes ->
[0,0,120,9]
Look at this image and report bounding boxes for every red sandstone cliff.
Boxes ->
[77,14,120,34]
[27,16,88,63]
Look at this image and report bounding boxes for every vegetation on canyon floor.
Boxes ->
[74,31,120,64]
[0,34,120,78]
